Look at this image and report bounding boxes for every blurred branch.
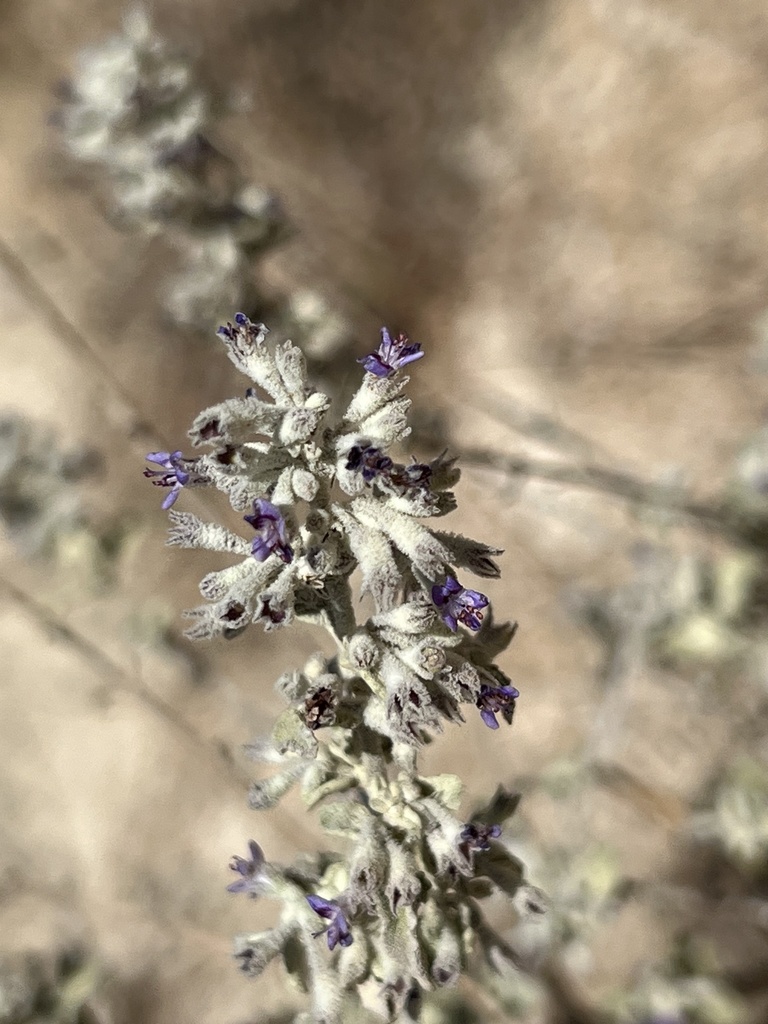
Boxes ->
[459,445,765,546]
[0,573,248,787]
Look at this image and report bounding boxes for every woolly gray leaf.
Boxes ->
[248,764,306,809]
[318,802,369,837]
[189,397,284,446]
[271,707,318,759]
[234,929,286,978]
[333,506,402,612]
[431,530,503,578]
[166,510,250,554]
[342,373,409,425]
[273,340,308,401]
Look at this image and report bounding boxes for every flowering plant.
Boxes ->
[148,315,538,1022]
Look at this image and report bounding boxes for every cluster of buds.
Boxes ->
[149,315,536,1022]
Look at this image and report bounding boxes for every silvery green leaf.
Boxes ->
[430,924,463,987]
[317,576,358,640]
[334,506,402,611]
[382,657,441,743]
[431,531,503,579]
[292,467,319,501]
[350,498,452,580]
[318,802,369,837]
[181,600,250,639]
[385,842,423,912]
[396,642,447,679]
[275,669,311,701]
[424,822,467,878]
[344,631,382,672]
[278,404,328,446]
[256,562,300,630]
[343,373,409,424]
[511,883,549,919]
[274,340,311,404]
[301,762,357,809]
[234,929,285,978]
[189,397,284,446]
[348,846,389,918]
[371,596,440,635]
[242,737,285,764]
[338,932,371,987]
[381,908,430,989]
[167,510,250,554]
[248,763,306,808]
[272,708,318,759]
[355,397,411,448]
[422,774,463,811]
[219,326,295,405]
[388,489,456,519]
[270,465,296,506]
[437,656,481,701]
[198,557,276,600]
[282,932,311,994]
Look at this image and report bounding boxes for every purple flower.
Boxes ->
[431,576,489,632]
[346,443,394,481]
[459,822,502,851]
[243,499,293,563]
[227,840,266,895]
[144,451,191,509]
[306,894,353,950]
[217,311,264,343]
[476,683,519,730]
[357,327,424,378]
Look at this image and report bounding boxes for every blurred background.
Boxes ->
[1,1,768,1021]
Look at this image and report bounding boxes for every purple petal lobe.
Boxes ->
[306,894,336,919]
[480,709,499,729]
[357,327,424,377]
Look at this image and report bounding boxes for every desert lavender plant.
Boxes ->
[55,9,349,358]
[146,317,538,1022]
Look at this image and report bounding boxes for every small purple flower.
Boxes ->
[244,499,293,563]
[346,443,394,481]
[306,894,353,951]
[227,840,266,895]
[217,311,262,343]
[476,683,519,730]
[431,575,489,632]
[459,822,502,852]
[144,451,191,509]
[357,327,424,378]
